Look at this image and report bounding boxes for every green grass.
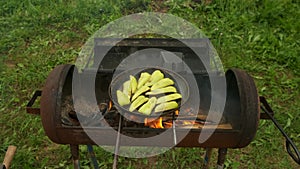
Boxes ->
[0,0,299,168]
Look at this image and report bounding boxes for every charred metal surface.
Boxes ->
[94,38,212,74]
[35,39,260,149]
[259,96,274,119]
[225,69,260,148]
[26,90,42,115]
[217,148,227,169]
[40,64,74,143]
[36,65,259,148]
[70,145,80,169]
[45,127,239,147]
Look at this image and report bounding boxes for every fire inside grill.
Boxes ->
[26,38,300,168]
[61,96,228,129]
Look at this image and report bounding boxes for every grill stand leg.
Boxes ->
[172,112,177,145]
[217,148,227,169]
[70,145,80,169]
[87,145,99,169]
[113,115,124,169]
[202,148,213,169]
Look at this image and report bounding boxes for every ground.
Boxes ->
[0,0,299,168]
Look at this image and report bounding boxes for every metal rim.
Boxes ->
[225,68,260,148]
[40,64,74,143]
[109,67,190,119]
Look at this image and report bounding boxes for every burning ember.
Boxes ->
[144,110,179,128]
[144,117,164,128]
[144,118,202,129]
[144,110,203,129]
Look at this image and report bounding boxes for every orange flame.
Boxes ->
[163,121,173,128]
[182,121,195,125]
[108,101,113,110]
[144,117,164,128]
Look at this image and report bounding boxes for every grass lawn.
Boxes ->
[0,0,299,168]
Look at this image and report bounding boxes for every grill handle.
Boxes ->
[260,96,300,165]
[26,90,42,115]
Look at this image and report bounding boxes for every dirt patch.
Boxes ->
[5,60,16,68]
[147,156,158,166]
[151,1,169,13]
